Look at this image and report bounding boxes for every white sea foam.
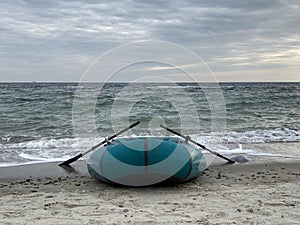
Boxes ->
[0,129,299,167]
[0,137,100,167]
[5,137,103,151]
[204,143,300,158]
[18,153,69,162]
[222,128,300,143]
[189,128,300,144]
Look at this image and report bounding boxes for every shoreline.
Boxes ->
[1,155,299,183]
[1,141,299,171]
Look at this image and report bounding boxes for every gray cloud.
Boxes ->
[0,0,299,81]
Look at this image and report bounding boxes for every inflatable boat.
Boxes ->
[87,136,206,186]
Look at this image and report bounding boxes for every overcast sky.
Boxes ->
[1,0,300,82]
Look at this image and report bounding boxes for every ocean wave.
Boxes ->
[0,131,299,167]
[4,137,98,150]
[0,135,36,144]
[2,128,299,151]
[221,128,300,143]
[0,137,100,167]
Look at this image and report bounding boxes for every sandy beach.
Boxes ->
[1,156,299,225]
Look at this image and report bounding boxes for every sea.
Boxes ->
[0,82,299,167]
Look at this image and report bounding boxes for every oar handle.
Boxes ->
[160,124,235,164]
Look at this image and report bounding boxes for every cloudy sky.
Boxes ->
[1,0,300,82]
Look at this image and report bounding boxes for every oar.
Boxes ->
[59,121,140,166]
[160,124,235,164]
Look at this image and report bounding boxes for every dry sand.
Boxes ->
[0,159,299,225]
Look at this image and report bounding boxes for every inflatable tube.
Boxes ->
[87,137,206,186]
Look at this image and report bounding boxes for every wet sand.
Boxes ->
[0,158,299,225]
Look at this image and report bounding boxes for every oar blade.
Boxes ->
[59,153,83,166]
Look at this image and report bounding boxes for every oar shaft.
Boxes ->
[160,125,235,164]
[82,121,140,156]
[59,121,140,166]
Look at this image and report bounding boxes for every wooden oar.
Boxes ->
[59,121,140,166]
[160,124,235,164]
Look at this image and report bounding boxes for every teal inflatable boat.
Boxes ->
[87,137,206,186]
